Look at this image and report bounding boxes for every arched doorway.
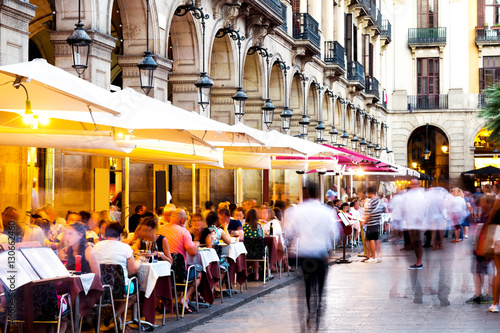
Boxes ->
[407,125,449,187]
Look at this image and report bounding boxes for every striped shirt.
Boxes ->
[365,197,382,226]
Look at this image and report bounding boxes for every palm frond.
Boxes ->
[479,82,500,145]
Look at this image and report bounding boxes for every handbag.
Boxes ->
[482,224,498,257]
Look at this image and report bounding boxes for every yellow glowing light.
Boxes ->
[38,116,50,126]
[441,145,448,154]
[412,162,417,168]
[117,132,125,139]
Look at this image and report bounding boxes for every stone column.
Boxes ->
[322,0,334,42]
[118,54,173,102]
[0,0,36,65]
[0,0,36,219]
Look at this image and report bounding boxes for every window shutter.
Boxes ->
[479,68,484,91]
[478,0,485,27]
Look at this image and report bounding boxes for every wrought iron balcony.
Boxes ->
[279,2,287,33]
[346,61,365,91]
[247,0,284,26]
[324,41,345,68]
[408,27,446,46]
[365,76,379,101]
[475,26,500,46]
[293,13,320,49]
[407,94,448,110]
[381,20,392,43]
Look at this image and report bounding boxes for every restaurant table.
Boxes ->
[221,242,248,285]
[136,261,173,324]
[264,236,284,270]
[187,248,220,304]
[55,273,103,331]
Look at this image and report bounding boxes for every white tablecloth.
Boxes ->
[79,273,95,295]
[136,261,171,298]
[221,242,247,262]
[187,248,219,272]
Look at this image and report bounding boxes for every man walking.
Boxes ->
[285,183,337,328]
[363,187,383,263]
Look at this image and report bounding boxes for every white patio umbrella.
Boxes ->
[0,59,117,115]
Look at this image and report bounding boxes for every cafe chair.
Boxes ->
[2,287,74,333]
[99,264,141,333]
[213,245,233,302]
[244,237,269,285]
[92,276,118,333]
[171,253,199,318]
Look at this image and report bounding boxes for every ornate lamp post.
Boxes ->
[137,0,158,95]
[367,116,375,157]
[295,72,309,139]
[275,60,292,133]
[423,123,431,160]
[311,81,326,143]
[325,90,338,145]
[248,45,274,129]
[216,24,246,120]
[374,120,381,158]
[359,110,367,154]
[351,107,359,151]
[175,1,212,111]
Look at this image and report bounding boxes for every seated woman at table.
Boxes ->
[205,211,232,291]
[59,222,100,277]
[23,224,54,250]
[244,209,264,280]
[259,206,284,241]
[132,217,173,264]
[189,213,211,246]
[94,222,146,325]
[30,218,58,250]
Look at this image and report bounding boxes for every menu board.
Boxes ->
[338,212,352,227]
[0,248,69,289]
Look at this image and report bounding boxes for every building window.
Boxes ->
[485,0,500,26]
[417,58,439,96]
[480,56,500,91]
[417,0,439,28]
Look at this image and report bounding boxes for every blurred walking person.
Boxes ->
[285,182,338,328]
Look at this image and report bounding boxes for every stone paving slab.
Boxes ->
[185,238,500,333]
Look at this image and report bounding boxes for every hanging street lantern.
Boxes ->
[351,134,359,151]
[360,137,367,154]
[329,126,339,145]
[262,98,275,129]
[341,130,349,147]
[299,114,310,138]
[280,106,293,134]
[315,121,326,143]
[66,0,92,77]
[233,87,248,121]
[375,144,381,158]
[194,72,213,111]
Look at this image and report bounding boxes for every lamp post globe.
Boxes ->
[280,106,293,133]
[262,98,275,129]
[194,72,213,111]
[340,130,349,147]
[374,144,381,158]
[360,138,367,154]
[329,126,339,145]
[137,51,158,96]
[315,121,326,143]
[66,22,92,77]
[232,87,248,121]
[298,114,310,138]
[351,134,359,151]
[367,141,375,157]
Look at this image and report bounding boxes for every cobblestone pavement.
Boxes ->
[187,237,500,332]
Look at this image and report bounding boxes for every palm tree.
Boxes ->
[479,82,500,144]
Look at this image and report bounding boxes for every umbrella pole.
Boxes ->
[350,173,353,199]
[319,173,325,203]
[124,157,130,231]
[27,146,36,217]
[192,164,196,214]
[272,169,276,203]
[237,167,243,205]
[298,173,303,203]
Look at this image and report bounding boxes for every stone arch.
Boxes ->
[334,98,342,128]
[29,0,56,64]
[407,125,450,187]
[470,122,489,147]
[112,0,160,54]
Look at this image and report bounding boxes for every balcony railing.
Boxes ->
[407,94,448,110]
[279,2,287,32]
[261,0,282,16]
[324,41,345,68]
[365,76,379,98]
[475,26,500,42]
[381,20,392,40]
[408,27,446,44]
[293,13,320,48]
[347,61,365,83]
[376,8,382,28]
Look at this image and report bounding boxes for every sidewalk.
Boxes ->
[186,237,500,332]
[114,253,343,333]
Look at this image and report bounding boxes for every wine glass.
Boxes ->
[60,253,68,266]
